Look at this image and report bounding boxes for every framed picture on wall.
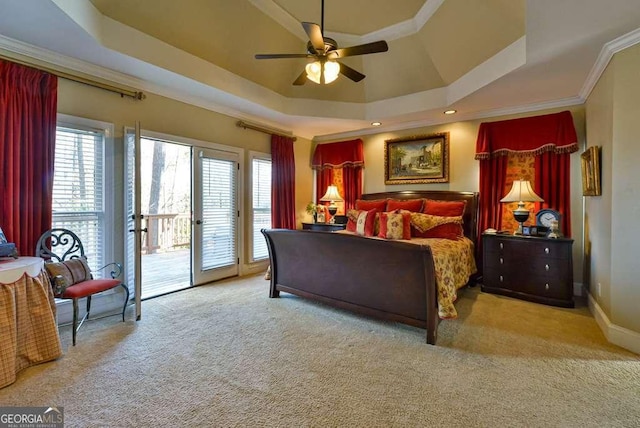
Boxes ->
[384,132,450,184]
[581,146,601,196]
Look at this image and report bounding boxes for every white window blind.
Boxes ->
[252,157,271,261]
[201,157,237,270]
[52,126,105,273]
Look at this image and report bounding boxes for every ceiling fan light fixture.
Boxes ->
[305,60,340,84]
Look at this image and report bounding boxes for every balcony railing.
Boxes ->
[143,213,190,254]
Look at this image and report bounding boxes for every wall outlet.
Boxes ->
[597,282,602,296]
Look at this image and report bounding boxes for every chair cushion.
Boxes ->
[61,279,122,299]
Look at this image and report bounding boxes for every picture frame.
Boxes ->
[581,146,601,196]
[384,132,449,184]
[522,226,531,236]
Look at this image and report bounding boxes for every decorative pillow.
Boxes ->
[410,212,464,240]
[45,258,92,295]
[378,211,411,240]
[423,199,466,217]
[347,209,378,237]
[386,198,424,213]
[355,199,388,212]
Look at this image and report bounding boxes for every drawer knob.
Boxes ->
[499,275,503,282]
[500,257,504,264]
[545,283,549,291]
[545,264,550,271]
[499,242,504,250]
[545,247,550,254]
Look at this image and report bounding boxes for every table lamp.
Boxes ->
[319,185,344,224]
[500,179,543,235]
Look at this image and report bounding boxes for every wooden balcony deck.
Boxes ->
[142,248,192,299]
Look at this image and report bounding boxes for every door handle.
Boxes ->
[195,220,203,225]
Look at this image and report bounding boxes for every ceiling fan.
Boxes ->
[254,0,389,85]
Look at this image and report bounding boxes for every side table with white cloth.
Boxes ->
[0,256,62,388]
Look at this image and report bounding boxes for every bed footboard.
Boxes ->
[262,229,440,344]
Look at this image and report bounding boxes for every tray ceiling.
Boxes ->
[1,0,640,139]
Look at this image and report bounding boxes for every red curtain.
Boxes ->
[315,169,334,204]
[312,139,364,209]
[0,60,58,256]
[271,134,296,229]
[535,152,572,237]
[478,156,508,236]
[475,110,578,159]
[475,110,578,241]
[341,167,362,211]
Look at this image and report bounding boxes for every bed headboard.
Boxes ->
[360,190,480,244]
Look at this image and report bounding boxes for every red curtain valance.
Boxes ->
[475,111,578,160]
[312,139,364,169]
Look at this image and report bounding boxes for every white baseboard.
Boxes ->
[587,289,640,355]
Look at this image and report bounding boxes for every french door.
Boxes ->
[125,125,142,320]
[192,147,239,285]
[125,132,241,316]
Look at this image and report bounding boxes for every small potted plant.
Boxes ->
[306,202,318,223]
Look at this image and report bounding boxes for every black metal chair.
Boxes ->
[35,228,129,345]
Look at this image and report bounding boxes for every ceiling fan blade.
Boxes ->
[330,40,389,58]
[337,62,365,82]
[293,70,307,86]
[255,53,315,59]
[302,22,325,54]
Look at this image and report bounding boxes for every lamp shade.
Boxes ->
[305,60,340,84]
[500,180,543,203]
[319,185,344,202]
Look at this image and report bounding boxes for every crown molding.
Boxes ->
[579,27,640,100]
[0,34,146,90]
[315,96,585,142]
[248,0,445,45]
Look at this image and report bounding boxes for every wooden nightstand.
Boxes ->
[481,233,574,308]
[302,222,346,232]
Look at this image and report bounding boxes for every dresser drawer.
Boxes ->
[485,237,569,260]
[520,278,573,301]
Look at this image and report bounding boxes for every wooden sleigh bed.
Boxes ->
[262,190,479,345]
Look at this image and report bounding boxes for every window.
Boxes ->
[53,116,113,274]
[250,152,271,261]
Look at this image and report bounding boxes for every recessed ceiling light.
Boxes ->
[444,109,457,115]
[371,121,382,126]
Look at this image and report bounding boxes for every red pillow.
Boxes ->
[386,198,424,212]
[410,212,463,240]
[346,209,378,237]
[423,199,466,217]
[418,200,466,239]
[378,211,411,240]
[355,199,388,212]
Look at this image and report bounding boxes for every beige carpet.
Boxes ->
[1,274,639,427]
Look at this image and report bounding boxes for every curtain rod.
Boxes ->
[236,120,297,141]
[0,53,145,100]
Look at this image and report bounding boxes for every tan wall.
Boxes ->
[586,42,640,333]
[352,105,586,284]
[585,57,615,317]
[57,79,314,271]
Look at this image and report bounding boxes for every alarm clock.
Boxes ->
[535,209,562,237]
